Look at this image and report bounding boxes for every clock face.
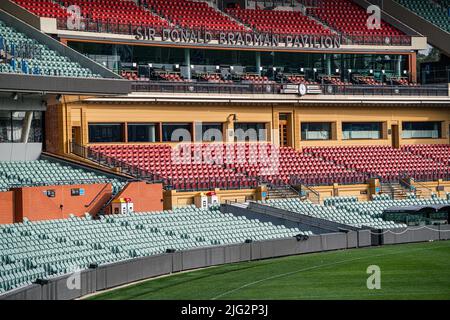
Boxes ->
[299,84,307,96]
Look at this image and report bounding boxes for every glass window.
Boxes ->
[301,122,332,140]
[88,123,124,143]
[342,122,382,140]
[11,112,25,142]
[128,123,159,142]
[0,111,11,142]
[28,111,43,143]
[0,111,44,143]
[234,123,266,142]
[402,122,442,139]
[162,123,192,142]
[196,123,223,142]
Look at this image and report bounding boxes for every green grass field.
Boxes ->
[88,241,450,300]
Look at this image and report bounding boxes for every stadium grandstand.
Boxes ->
[0,0,449,301]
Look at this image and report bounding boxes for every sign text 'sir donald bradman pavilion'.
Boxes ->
[135,27,342,49]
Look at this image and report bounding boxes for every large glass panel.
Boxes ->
[128,123,159,142]
[234,123,266,141]
[162,123,192,142]
[28,111,43,143]
[402,122,442,139]
[301,122,332,140]
[11,112,25,142]
[88,123,124,143]
[196,123,223,142]
[0,111,11,142]
[342,122,382,140]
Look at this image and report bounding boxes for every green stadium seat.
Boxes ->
[0,205,306,293]
[395,0,450,32]
[0,19,101,78]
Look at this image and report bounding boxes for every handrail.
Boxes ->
[71,141,261,192]
[301,183,321,204]
[412,179,434,194]
[6,178,116,189]
[84,183,111,208]
[399,172,434,198]
[71,141,163,183]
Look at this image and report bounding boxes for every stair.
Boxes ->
[381,182,409,200]
[267,184,301,200]
[301,4,342,36]
[205,0,252,31]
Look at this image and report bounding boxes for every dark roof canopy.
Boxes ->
[384,205,450,214]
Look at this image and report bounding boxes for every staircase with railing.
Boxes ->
[70,142,163,183]
[381,180,409,200]
[400,175,434,199]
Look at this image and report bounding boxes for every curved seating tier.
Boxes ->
[0,19,100,78]
[0,206,306,293]
[0,160,125,193]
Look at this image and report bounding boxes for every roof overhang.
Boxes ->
[81,92,450,107]
[0,74,131,95]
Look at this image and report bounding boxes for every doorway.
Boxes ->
[279,113,293,147]
[391,124,399,148]
[72,126,82,146]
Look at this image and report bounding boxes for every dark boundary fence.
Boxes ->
[1,224,449,300]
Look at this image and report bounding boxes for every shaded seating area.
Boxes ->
[0,19,101,78]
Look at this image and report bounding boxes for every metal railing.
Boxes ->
[131,81,449,96]
[399,175,434,198]
[6,178,116,189]
[321,83,449,96]
[295,181,321,204]
[341,33,412,46]
[71,142,163,183]
[55,16,412,47]
[166,176,260,192]
[70,142,450,193]
[132,81,281,94]
[389,170,450,184]
[288,172,373,186]
[71,142,261,192]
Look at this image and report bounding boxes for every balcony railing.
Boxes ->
[131,81,449,97]
[56,17,412,47]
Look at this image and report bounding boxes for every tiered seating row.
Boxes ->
[89,144,258,190]
[59,0,168,26]
[226,7,331,35]
[0,206,306,293]
[395,0,450,32]
[308,0,406,41]
[89,143,369,189]
[0,160,126,193]
[402,144,450,166]
[12,0,69,18]
[0,20,100,78]
[146,0,246,32]
[11,0,408,42]
[304,145,450,182]
[262,195,449,229]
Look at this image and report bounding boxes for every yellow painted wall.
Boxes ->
[416,180,450,198]
[163,188,258,209]
[294,106,450,149]
[55,101,450,155]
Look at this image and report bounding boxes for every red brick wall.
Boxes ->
[111,182,163,213]
[12,183,112,222]
[0,191,14,224]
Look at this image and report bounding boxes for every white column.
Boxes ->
[20,111,33,143]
